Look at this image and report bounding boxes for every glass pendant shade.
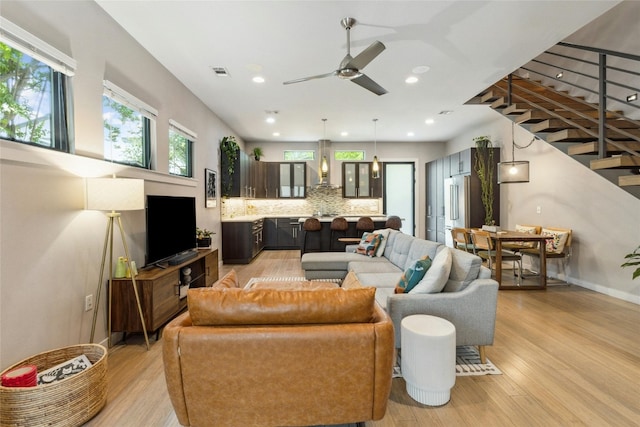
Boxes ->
[372,155,380,179]
[321,155,328,177]
[497,160,529,183]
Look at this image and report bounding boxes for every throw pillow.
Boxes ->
[514,224,538,248]
[395,256,432,293]
[356,232,383,257]
[372,228,391,257]
[341,271,362,289]
[542,228,569,254]
[410,247,452,294]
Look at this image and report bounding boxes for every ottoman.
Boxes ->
[401,315,456,406]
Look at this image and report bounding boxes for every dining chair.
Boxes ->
[451,227,476,254]
[519,227,572,279]
[470,229,522,284]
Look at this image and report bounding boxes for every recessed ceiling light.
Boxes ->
[265,117,275,124]
[272,132,280,136]
[412,65,430,74]
[405,76,419,84]
[407,132,415,137]
[252,76,265,83]
[341,131,348,137]
[425,118,435,125]
[438,110,453,115]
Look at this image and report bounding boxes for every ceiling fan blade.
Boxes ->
[351,74,387,96]
[347,41,385,70]
[283,71,337,85]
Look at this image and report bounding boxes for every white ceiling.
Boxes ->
[95,1,621,144]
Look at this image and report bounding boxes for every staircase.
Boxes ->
[467,42,640,199]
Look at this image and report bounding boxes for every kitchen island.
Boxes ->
[298,216,388,253]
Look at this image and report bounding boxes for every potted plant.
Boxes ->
[621,245,640,280]
[220,136,239,197]
[473,135,496,230]
[252,147,264,161]
[196,227,213,248]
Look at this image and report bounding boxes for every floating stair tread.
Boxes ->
[480,90,501,103]
[590,156,640,170]
[568,141,640,156]
[530,118,640,133]
[515,109,622,124]
[619,174,640,187]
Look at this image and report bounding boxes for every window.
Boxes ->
[0,18,75,152]
[103,80,156,169]
[284,150,315,161]
[334,150,365,161]
[168,120,196,177]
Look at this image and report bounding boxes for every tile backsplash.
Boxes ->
[221,186,381,218]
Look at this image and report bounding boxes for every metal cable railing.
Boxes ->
[515,42,640,159]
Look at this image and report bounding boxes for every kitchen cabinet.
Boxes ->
[221,219,264,264]
[264,217,301,249]
[221,147,267,198]
[111,249,218,335]
[264,162,306,198]
[425,148,500,244]
[342,162,382,198]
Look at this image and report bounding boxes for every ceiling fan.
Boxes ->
[283,17,387,96]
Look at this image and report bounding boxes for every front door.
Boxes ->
[383,162,415,235]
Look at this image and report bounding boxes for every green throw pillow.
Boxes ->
[356,232,383,257]
[395,256,432,293]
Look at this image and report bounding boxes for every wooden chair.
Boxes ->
[451,227,476,254]
[470,229,522,284]
[519,227,572,279]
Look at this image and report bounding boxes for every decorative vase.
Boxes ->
[197,237,211,248]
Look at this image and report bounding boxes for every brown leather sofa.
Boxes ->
[163,286,394,427]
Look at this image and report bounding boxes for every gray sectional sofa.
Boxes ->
[301,230,499,362]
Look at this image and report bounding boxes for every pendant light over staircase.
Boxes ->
[372,118,380,179]
[498,122,535,184]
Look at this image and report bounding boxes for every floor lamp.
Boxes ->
[87,177,150,350]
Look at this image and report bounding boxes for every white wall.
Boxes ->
[0,1,238,367]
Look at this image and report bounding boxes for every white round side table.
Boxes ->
[401,314,456,406]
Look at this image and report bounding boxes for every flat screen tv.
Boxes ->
[146,195,197,266]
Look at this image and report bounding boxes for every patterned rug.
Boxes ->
[394,346,501,377]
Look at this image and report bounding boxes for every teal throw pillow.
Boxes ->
[395,256,432,293]
[356,232,383,257]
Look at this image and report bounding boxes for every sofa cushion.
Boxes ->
[355,272,404,289]
[384,232,418,269]
[443,247,483,292]
[396,256,432,293]
[410,246,452,294]
[301,252,368,271]
[348,260,402,275]
[188,287,377,326]
[356,232,383,257]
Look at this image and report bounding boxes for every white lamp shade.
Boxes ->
[86,178,145,211]
[498,161,529,184]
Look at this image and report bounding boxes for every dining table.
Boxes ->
[488,230,552,290]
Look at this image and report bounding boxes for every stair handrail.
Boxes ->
[515,42,639,159]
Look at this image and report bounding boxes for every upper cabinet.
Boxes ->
[265,162,306,198]
[449,149,472,176]
[342,162,382,198]
[221,147,268,198]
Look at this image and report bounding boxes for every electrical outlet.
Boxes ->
[536,206,541,214]
[85,294,94,312]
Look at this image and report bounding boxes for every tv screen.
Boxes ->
[146,195,196,266]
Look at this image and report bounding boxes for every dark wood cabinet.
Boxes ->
[342,162,382,198]
[110,249,218,335]
[221,219,264,263]
[264,217,301,249]
[221,147,267,198]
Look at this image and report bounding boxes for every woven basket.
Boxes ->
[0,344,107,427]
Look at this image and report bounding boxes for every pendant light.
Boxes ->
[498,122,534,184]
[372,118,380,179]
[320,119,328,178]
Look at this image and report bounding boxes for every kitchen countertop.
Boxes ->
[221,215,388,223]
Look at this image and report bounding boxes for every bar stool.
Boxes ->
[302,217,322,255]
[356,216,374,237]
[330,217,349,250]
[385,215,402,230]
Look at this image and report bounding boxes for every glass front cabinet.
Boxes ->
[342,162,382,198]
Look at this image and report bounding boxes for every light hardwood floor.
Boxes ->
[85,250,640,427]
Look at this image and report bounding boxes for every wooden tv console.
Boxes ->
[110,249,218,336]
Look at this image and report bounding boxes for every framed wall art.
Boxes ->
[205,168,217,208]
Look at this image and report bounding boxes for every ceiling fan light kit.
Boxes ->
[283,17,387,96]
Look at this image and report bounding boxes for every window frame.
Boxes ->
[168,119,196,178]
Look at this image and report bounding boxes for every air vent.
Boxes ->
[211,66,230,77]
